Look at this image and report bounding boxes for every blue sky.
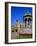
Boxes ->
[11,6,32,25]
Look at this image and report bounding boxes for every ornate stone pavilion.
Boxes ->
[23,13,32,28]
[11,13,32,39]
[11,13,32,34]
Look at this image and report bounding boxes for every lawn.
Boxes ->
[11,32,32,39]
[16,34,32,39]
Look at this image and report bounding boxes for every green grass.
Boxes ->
[16,34,32,39]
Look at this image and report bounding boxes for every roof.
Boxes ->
[23,12,32,17]
[23,15,32,17]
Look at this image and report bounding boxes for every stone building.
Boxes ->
[11,13,32,33]
[23,13,32,28]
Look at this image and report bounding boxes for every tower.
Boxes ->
[23,13,32,28]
